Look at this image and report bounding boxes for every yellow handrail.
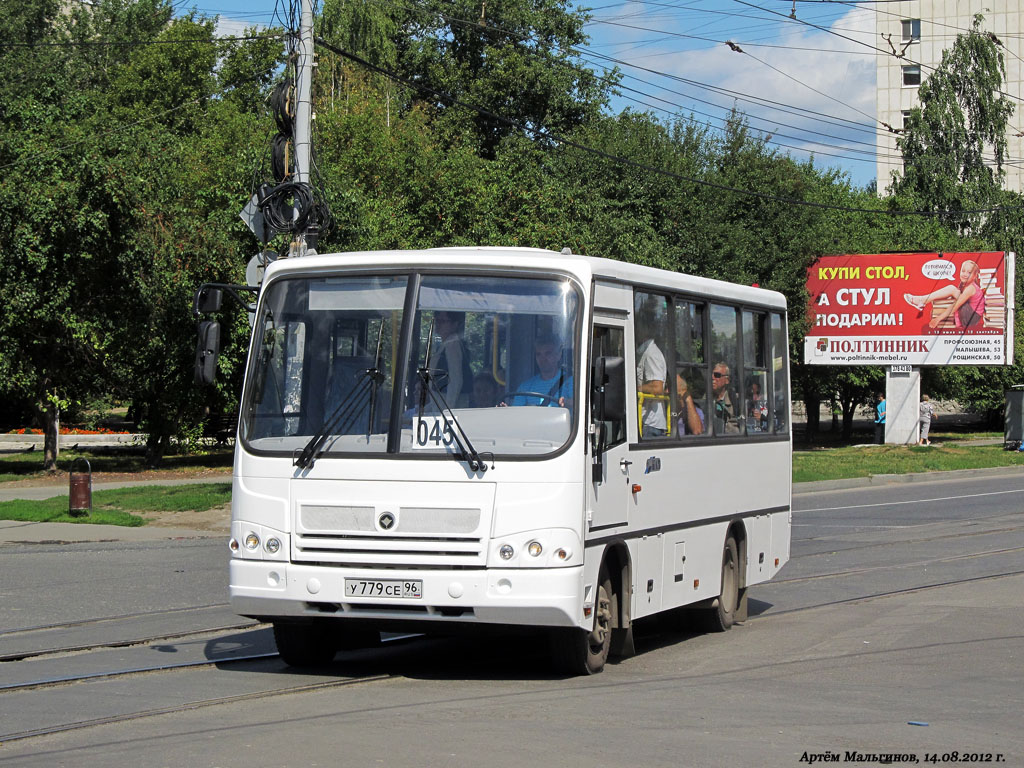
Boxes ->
[637,392,672,438]
[492,316,506,386]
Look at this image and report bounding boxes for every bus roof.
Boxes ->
[263,247,787,310]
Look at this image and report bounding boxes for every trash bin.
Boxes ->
[69,457,92,517]
[1004,387,1024,450]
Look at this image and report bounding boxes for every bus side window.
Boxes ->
[635,292,671,439]
[771,313,789,433]
[592,325,625,448]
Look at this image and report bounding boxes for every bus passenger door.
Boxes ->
[588,323,631,531]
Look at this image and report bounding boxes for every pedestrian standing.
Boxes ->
[919,394,935,446]
[874,394,886,444]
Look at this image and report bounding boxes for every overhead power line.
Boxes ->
[316,38,1019,218]
[2,32,284,48]
[370,0,908,165]
[352,0,1024,168]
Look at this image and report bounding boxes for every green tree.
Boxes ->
[891,15,1015,233]
[315,0,617,157]
[0,0,132,469]
[0,0,276,467]
[888,16,1023,423]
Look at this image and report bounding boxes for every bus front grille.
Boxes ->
[293,504,487,567]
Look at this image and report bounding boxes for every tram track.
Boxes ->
[0,603,257,663]
[4,483,1022,749]
[791,519,1024,552]
[5,565,1023,745]
[0,630,423,744]
[0,672,395,743]
[766,544,1024,586]
[0,649,280,693]
[750,567,1024,618]
[0,602,232,638]
[0,621,262,663]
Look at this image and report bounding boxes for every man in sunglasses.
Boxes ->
[711,362,740,435]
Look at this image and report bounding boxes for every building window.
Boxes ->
[902,110,912,130]
[902,65,921,87]
[901,19,921,42]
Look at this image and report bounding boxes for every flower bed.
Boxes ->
[7,427,132,435]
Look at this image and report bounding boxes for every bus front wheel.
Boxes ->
[550,569,613,675]
[273,620,338,667]
[702,536,739,632]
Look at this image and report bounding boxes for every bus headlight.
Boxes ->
[244,533,260,550]
[487,529,580,567]
[265,537,281,554]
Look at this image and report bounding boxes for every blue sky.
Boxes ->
[195,0,881,187]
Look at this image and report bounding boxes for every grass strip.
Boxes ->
[0,483,231,527]
[794,444,1024,483]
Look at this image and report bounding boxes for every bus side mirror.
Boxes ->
[194,320,221,385]
[196,286,223,314]
[592,355,625,422]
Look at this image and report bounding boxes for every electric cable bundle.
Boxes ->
[257,180,315,233]
[269,78,293,183]
[251,17,334,246]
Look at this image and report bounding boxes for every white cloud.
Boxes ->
[215,17,260,39]
[590,3,882,184]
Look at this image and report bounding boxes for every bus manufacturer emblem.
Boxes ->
[378,512,396,530]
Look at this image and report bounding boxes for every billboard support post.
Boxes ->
[885,365,920,445]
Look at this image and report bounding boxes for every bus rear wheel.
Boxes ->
[702,536,739,632]
[273,620,338,667]
[550,570,613,675]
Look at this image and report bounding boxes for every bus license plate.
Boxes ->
[345,579,422,599]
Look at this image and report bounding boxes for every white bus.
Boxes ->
[223,247,791,674]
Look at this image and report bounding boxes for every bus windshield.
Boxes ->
[240,272,582,459]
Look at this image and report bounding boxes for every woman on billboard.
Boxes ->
[904,259,986,331]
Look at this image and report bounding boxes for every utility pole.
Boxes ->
[292,0,315,256]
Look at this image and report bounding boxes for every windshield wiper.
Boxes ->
[365,321,386,438]
[294,372,373,470]
[416,319,491,473]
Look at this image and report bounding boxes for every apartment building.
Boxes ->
[875,0,1022,194]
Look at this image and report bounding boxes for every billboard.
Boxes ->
[804,252,1014,366]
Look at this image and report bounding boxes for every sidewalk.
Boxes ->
[3,464,1023,546]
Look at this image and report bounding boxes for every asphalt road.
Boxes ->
[1,471,1022,767]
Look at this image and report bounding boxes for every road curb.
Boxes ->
[794,464,1024,494]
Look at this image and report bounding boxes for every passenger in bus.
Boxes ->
[471,372,502,408]
[636,305,668,437]
[675,373,705,435]
[747,380,768,432]
[505,334,573,408]
[430,311,473,406]
[711,362,741,434]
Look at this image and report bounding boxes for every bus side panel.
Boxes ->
[773,509,792,575]
[629,523,728,620]
[744,514,773,584]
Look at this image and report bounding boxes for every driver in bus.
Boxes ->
[504,334,573,408]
